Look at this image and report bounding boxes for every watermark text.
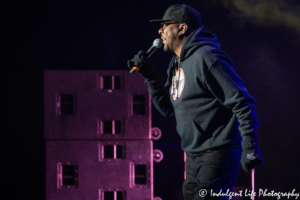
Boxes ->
[197,189,299,199]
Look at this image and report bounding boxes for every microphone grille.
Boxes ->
[153,38,163,48]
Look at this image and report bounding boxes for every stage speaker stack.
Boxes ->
[44,70,163,200]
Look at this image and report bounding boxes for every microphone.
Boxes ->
[130,38,163,74]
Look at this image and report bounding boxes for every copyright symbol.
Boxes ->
[199,189,207,197]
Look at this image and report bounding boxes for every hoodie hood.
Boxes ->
[180,26,220,61]
[165,27,221,87]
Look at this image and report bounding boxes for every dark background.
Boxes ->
[3,0,300,199]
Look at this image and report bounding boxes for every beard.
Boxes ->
[163,43,171,52]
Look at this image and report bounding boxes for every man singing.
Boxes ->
[127,4,263,200]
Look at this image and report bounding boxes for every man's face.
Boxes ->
[159,22,180,52]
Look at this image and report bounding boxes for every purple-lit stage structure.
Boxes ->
[44,70,164,200]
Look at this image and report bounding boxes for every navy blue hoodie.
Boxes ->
[148,27,259,153]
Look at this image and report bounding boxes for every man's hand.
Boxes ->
[241,140,263,173]
[127,51,159,82]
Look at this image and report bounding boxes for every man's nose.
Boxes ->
[158,28,163,35]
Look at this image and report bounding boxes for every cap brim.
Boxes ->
[149,19,171,28]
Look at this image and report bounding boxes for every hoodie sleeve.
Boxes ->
[203,58,259,141]
[147,79,174,117]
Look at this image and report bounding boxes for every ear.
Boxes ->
[178,23,188,35]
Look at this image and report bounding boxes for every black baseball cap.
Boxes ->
[150,4,202,29]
